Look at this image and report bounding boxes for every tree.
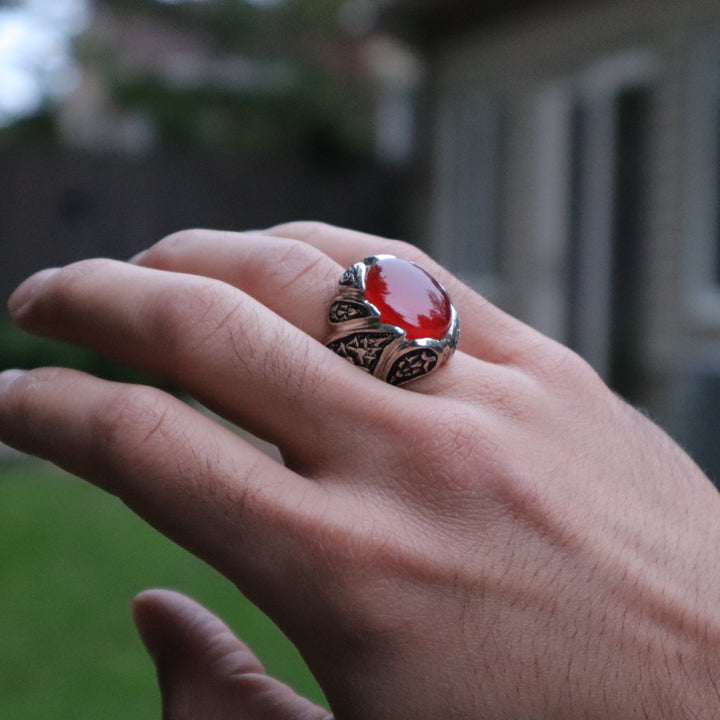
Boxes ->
[2,0,376,159]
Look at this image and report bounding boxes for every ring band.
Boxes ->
[326,255,459,385]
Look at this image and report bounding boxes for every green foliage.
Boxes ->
[0,0,375,158]
[0,313,176,392]
[97,0,373,159]
[203,0,264,49]
[0,459,326,718]
[0,110,59,147]
[279,0,346,35]
[109,62,372,159]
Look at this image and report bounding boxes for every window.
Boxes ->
[534,51,656,393]
[685,29,720,322]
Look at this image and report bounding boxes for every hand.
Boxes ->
[1,222,720,719]
[132,589,330,720]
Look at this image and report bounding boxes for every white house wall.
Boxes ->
[422,0,720,474]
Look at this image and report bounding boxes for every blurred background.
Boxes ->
[2,0,720,716]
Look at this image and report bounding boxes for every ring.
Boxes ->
[326,255,459,385]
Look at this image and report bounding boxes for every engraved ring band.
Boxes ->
[326,255,459,386]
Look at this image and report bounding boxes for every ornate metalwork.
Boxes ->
[326,255,459,386]
[329,300,372,324]
[327,332,395,374]
[339,266,360,288]
[387,348,439,386]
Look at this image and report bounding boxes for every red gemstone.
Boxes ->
[365,257,451,340]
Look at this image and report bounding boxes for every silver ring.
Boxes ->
[326,255,459,386]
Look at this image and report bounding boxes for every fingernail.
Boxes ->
[7,267,59,317]
[0,369,26,394]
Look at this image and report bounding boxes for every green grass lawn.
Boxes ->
[0,457,326,719]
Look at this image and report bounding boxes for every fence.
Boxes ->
[0,149,402,301]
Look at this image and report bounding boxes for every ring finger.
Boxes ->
[131,228,520,403]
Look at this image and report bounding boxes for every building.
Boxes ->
[384,0,720,481]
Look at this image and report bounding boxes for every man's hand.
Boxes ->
[133,589,330,720]
[2,223,720,718]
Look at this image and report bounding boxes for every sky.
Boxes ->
[0,0,89,126]
[0,0,284,127]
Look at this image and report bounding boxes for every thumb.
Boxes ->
[132,589,332,720]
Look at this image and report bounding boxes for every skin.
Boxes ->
[1,222,720,718]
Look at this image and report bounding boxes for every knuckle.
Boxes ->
[252,237,334,293]
[191,289,255,358]
[3,367,66,412]
[267,220,335,244]
[408,403,498,494]
[11,259,120,329]
[386,400,541,525]
[446,363,537,423]
[91,384,173,459]
[149,276,247,357]
[532,340,604,394]
[357,399,486,510]
[45,258,117,308]
[481,377,532,421]
[147,228,209,260]
[406,407,527,523]
[174,277,231,330]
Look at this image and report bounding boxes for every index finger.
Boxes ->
[7,259,398,474]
